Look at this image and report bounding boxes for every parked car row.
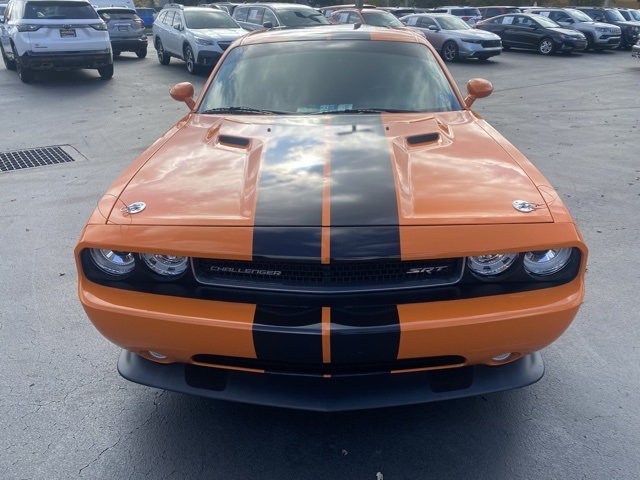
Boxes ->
[2,1,640,83]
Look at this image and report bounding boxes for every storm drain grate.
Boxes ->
[0,146,75,172]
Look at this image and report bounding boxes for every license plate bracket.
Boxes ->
[60,28,76,38]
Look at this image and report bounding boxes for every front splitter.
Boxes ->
[118,350,544,412]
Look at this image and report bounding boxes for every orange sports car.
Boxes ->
[75,25,587,411]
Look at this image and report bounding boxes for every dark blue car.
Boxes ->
[136,7,155,27]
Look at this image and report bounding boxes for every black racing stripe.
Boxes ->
[252,227,322,260]
[330,306,400,367]
[252,305,323,368]
[252,118,325,260]
[329,115,401,259]
[253,118,325,227]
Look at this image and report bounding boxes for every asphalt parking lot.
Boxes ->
[1,44,639,479]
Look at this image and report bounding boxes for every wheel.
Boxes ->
[136,48,147,59]
[13,45,35,83]
[98,63,114,80]
[155,38,170,65]
[585,34,594,52]
[184,45,198,74]
[2,45,16,71]
[537,37,554,55]
[441,41,459,62]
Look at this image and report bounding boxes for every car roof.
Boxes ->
[236,23,424,47]
[238,2,317,8]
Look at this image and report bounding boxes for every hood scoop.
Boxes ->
[218,134,251,149]
[406,132,440,146]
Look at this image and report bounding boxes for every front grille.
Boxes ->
[191,354,467,376]
[481,40,501,48]
[193,257,464,293]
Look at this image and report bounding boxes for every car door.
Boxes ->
[483,16,517,46]
[418,16,444,50]
[504,15,538,48]
[164,11,183,55]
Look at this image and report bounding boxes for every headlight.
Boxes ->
[523,248,573,276]
[467,253,518,276]
[90,249,136,276]
[461,38,482,44]
[194,37,215,46]
[141,253,189,276]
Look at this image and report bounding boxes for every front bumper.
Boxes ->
[557,38,587,52]
[458,45,502,59]
[118,349,545,411]
[20,50,112,70]
[632,44,640,58]
[594,35,621,49]
[196,49,223,67]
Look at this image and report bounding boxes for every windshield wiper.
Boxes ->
[201,107,291,115]
[312,108,417,114]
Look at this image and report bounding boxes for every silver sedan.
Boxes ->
[401,13,502,62]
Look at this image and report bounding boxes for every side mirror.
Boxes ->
[428,25,439,31]
[263,21,274,28]
[173,22,182,31]
[170,82,196,110]
[464,78,493,107]
[566,18,575,24]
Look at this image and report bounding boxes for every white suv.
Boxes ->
[0,0,113,83]
[152,4,246,75]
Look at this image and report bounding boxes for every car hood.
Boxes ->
[111,112,554,227]
[551,27,585,36]
[454,28,501,40]
[592,21,621,31]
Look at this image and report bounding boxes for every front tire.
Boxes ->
[136,48,147,59]
[441,41,459,62]
[98,64,114,80]
[184,45,198,74]
[537,37,555,55]
[156,38,170,65]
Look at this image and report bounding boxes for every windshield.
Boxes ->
[98,10,137,21]
[534,15,559,28]
[566,9,592,22]
[24,1,99,19]
[605,10,625,22]
[276,8,329,26]
[199,40,462,114]
[184,10,239,29]
[437,15,470,30]
[628,10,640,21]
[361,11,403,27]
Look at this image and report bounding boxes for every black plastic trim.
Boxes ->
[118,350,545,411]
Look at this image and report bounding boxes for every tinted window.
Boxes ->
[233,6,248,22]
[605,10,624,22]
[438,15,470,30]
[200,40,462,114]
[276,8,329,26]
[24,1,99,19]
[361,11,403,27]
[184,10,238,29]
[98,9,137,21]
